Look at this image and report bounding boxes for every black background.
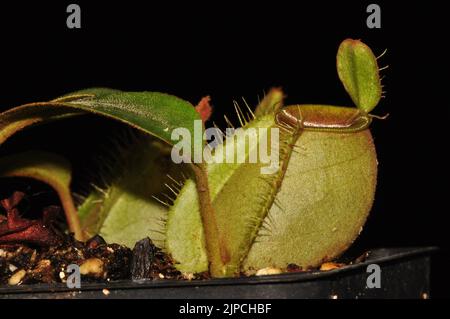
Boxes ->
[0,1,448,298]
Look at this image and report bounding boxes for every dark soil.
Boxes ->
[0,186,185,286]
[0,235,184,286]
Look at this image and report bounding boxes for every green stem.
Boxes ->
[58,189,85,241]
[191,162,231,277]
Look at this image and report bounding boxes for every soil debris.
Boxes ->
[131,237,180,280]
[0,234,184,285]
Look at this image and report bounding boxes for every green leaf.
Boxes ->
[1,88,202,150]
[0,151,83,240]
[337,39,381,113]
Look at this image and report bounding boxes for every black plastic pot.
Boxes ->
[0,247,436,299]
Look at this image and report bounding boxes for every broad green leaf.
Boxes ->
[337,39,381,113]
[0,151,83,240]
[0,88,202,151]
